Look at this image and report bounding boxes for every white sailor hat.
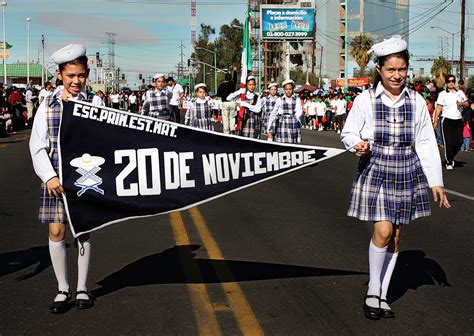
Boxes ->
[267,82,278,89]
[367,35,407,58]
[70,153,105,168]
[50,44,86,65]
[282,79,295,87]
[247,75,256,82]
[194,83,207,91]
[152,73,166,81]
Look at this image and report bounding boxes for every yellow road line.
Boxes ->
[189,207,265,336]
[169,212,222,336]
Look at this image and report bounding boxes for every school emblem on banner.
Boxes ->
[59,101,344,237]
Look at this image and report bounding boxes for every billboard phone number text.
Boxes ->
[265,31,309,38]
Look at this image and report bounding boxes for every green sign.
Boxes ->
[177,78,190,86]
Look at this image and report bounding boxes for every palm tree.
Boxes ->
[349,34,373,75]
[431,57,452,87]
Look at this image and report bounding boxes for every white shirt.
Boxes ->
[307,101,317,116]
[267,95,303,132]
[129,95,137,105]
[168,83,184,106]
[110,94,120,103]
[436,89,467,120]
[38,89,52,103]
[334,98,347,116]
[227,90,262,113]
[92,95,105,107]
[29,89,88,183]
[25,89,34,103]
[340,83,443,188]
[210,99,222,110]
[315,101,326,116]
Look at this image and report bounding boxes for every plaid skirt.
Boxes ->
[39,183,67,224]
[191,117,214,131]
[149,110,171,121]
[241,113,260,138]
[348,144,430,225]
[274,114,301,143]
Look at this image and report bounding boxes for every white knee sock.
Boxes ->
[380,252,399,310]
[76,238,92,300]
[49,238,69,302]
[366,240,388,308]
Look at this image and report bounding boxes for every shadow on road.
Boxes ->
[92,244,366,299]
[388,250,451,303]
[0,245,52,280]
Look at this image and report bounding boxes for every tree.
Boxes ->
[349,34,373,75]
[431,57,452,87]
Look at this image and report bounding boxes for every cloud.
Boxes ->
[37,12,159,45]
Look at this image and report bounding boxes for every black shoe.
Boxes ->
[363,295,380,320]
[75,291,94,310]
[380,299,396,318]
[49,291,71,314]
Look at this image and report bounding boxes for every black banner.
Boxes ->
[59,101,343,237]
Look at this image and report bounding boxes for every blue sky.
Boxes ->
[3,0,473,85]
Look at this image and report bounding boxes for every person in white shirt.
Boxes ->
[433,74,468,169]
[38,83,53,105]
[341,35,450,320]
[25,87,36,123]
[305,96,318,130]
[334,93,347,133]
[110,91,120,109]
[91,90,106,107]
[128,91,138,113]
[314,96,326,131]
[166,77,184,123]
[29,44,94,314]
[267,79,302,143]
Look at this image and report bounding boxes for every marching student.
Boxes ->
[184,83,214,131]
[267,79,303,143]
[29,44,94,314]
[228,76,262,138]
[340,36,451,320]
[260,83,279,138]
[141,73,172,120]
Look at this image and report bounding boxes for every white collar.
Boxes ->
[375,82,409,100]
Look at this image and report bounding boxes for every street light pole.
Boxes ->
[2,1,7,85]
[196,46,217,93]
[26,17,31,86]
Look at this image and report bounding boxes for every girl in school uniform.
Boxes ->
[259,83,279,139]
[141,73,172,120]
[227,76,261,138]
[29,44,94,314]
[267,79,303,143]
[184,83,214,131]
[340,36,451,320]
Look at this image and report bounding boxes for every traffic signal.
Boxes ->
[139,73,142,80]
[95,52,100,62]
[122,74,125,80]
[187,59,190,67]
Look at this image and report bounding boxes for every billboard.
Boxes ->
[261,7,315,41]
[336,78,369,87]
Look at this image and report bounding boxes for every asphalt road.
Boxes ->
[1,127,473,335]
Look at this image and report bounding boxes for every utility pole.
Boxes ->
[41,34,44,87]
[460,0,466,80]
[179,40,185,79]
